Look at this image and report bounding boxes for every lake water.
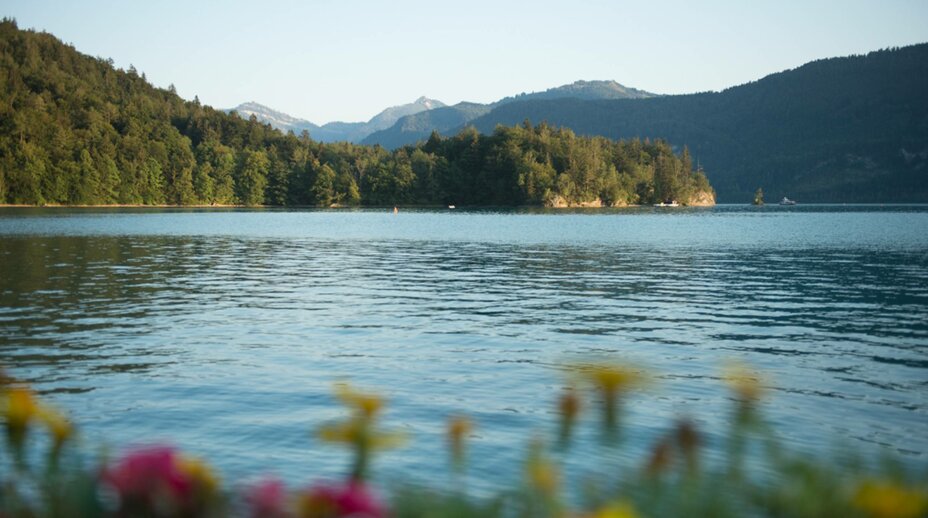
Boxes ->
[1,205,926,493]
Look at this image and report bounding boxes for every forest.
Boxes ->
[0,19,712,207]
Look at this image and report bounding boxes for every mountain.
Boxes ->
[361,80,654,148]
[230,101,319,134]
[458,44,928,202]
[497,79,655,104]
[229,96,445,143]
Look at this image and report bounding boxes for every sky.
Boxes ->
[4,0,928,124]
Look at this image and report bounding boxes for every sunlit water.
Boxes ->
[1,206,926,494]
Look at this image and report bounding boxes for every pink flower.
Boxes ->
[247,477,290,518]
[299,480,385,518]
[103,446,192,504]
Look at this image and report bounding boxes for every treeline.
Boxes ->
[0,19,711,207]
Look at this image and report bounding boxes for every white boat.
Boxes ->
[448,205,455,209]
[779,197,797,205]
[654,201,680,207]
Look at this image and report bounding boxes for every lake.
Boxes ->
[0,205,926,493]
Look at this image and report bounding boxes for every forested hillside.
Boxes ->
[0,19,711,207]
[463,45,928,202]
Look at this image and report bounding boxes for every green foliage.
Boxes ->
[0,20,713,207]
[462,44,928,202]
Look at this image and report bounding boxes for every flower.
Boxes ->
[589,501,640,518]
[3,386,41,451]
[4,386,39,430]
[722,361,765,402]
[317,420,405,450]
[298,480,385,518]
[37,403,73,447]
[319,383,406,481]
[582,365,645,394]
[103,446,191,504]
[334,383,384,419]
[853,480,927,518]
[572,362,647,430]
[247,477,290,518]
[558,388,582,445]
[102,446,218,514]
[526,439,559,496]
[447,415,473,468]
[176,453,219,495]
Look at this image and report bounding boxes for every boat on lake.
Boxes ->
[654,201,680,207]
[779,197,797,205]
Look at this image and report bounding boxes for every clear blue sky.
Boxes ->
[4,0,927,124]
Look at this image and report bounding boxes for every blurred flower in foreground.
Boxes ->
[2,385,73,460]
[298,480,385,518]
[526,439,559,496]
[102,446,218,515]
[853,480,927,518]
[447,415,473,471]
[319,383,405,481]
[334,383,384,419]
[722,360,765,403]
[3,386,40,451]
[573,363,647,430]
[247,477,290,518]
[644,420,701,477]
[587,500,640,518]
[557,387,581,446]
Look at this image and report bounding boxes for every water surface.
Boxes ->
[1,205,926,491]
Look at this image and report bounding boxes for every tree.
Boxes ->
[236,150,269,206]
[311,163,336,206]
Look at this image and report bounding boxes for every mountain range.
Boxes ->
[232,46,928,203]
[229,96,446,143]
[231,80,655,145]
[449,45,928,203]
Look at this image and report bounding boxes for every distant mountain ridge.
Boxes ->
[227,96,446,143]
[232,80,654,145]
[360,79,655,148]
[232,101,319,134]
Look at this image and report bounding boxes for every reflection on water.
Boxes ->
[0,207,926,490]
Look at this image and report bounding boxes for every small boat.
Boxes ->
[448,205,456,209]
[654,201,680,207]
[779,197,797,206]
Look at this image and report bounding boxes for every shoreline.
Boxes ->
[0,202,720,209]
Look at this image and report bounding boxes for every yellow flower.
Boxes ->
[334,383,384,419]
[176,454,220,495]
[581,365,645,394]
[526,440,559,495]
[571,362,647,430]
[37,404,73,446]
[591,501,640,518]
[4,387,40,430]
[722,361,765,402]
[853,480,927,518]
[447,415,473,467]
[318,419,405,450]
